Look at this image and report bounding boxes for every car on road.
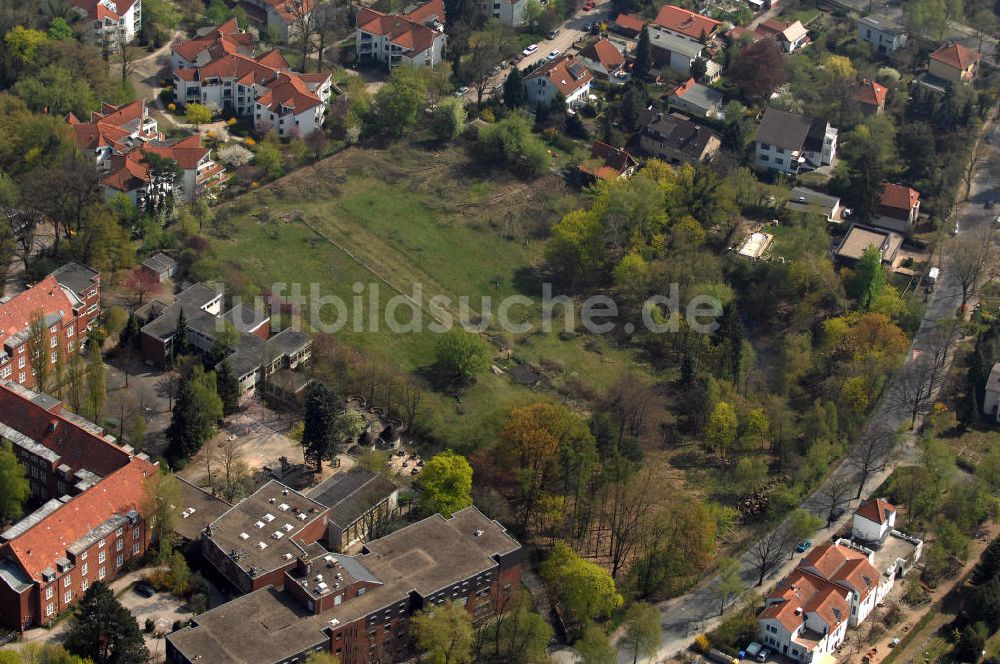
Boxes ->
[453,86,469,97]
[795,539,812,553]
[952,220,960,235]
[523,44,538,55]
[756,649,771,662]
[490,64,502,75]
[547,49,561,60]
[829,507,846,521]
[745,642,763,658]
[546,29,560,39]
[134,581,156,598]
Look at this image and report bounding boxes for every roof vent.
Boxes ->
[269,497,276,503]
[794,608,803,615]
[50,420,59,432]
[474,530,484,537]
[257,542,267,550]
[239,532,249,540]
[283,553,293,561]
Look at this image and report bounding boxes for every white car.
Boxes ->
[547,49,562,60]
[522,44,538,56]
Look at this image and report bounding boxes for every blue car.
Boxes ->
[795,540,812,553]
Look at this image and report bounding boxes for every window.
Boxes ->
[81,552,87,561]
[98,539,105,548]
[63,575,71,587]
[760,143,770,150]
[45,586,53,600]
[0,366,9,379]
[64,590,71,603]
[775,147,784,154]
[760,154,769,162]
[133,527,140,540]
[132,542,140,555]
[116,527,123,537]
[46,603,54,617]
[116,539,124,552]
[98,567,106,580]
[358,588,366,596]
[775,158,783,165]
[766,625,777,634]
[18,372,25,383]
[116,554,124,567]
[50,336,57,348]
[18,357,25,369]
[81,579,89,592]
[17,345,24,354]
[66,326,73,337]
[99,550,106,564]
[82,563,88,576]
[50,351,57,364]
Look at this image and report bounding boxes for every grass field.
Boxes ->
[209,140,651,445]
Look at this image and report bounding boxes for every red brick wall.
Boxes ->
[0,565,33,630]
[140,332,169,370]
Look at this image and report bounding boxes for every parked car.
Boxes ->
[829,506,846,520]
[547,49,561,60]
[490,64,502,75]
[523,44,538,55]
[756,649,771,663]
[547,29,560,39]
[952,220,960,235]
[795,539,812,553]
[134,581,155,598]
[453,86,469,97]
[745,643,763,658]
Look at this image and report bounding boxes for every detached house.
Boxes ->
[356,0,447,70]
[66,100,160,172]
[240,0,317,42]
[857,14,907,55]
[918,42,980,91]
[667,78,724,118]
[640,111,721,164]
[579,141,638,182]
[70,0,141,51]
[525,55,593,109]
[851,79,888,116]
[653,5,720,44]
[578,39,626,79]
[872,183,920,232]
[172,19,333,138]
[477,0,528,26]
[648,29,708,78]
[756,18,808,52]
[613,13,645,38]
[754,107,837,175]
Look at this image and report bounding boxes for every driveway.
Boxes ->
[615,112,1000,663]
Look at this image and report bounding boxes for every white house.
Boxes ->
[648,27,705,77]
[525,56,594,109]
[857,14,908,55]
[478,0,528,26]
[70,0,141,50]
[66,100,160,172]
[356,0,447,70]
[653,4,720,43]
[984,363,1000,423]
[754,107,837,175]
[577,39,626,79]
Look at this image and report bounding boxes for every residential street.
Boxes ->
[614,115,1000,663]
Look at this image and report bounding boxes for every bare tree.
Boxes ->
[285,0,321,72]
[816,473,854,526]
[1,206,38,272]
[220,436,248,499]
[460,21,517,106]
[118,38,135,87]
[748,525,790,586]
[313,1,348,68]
[951,229,998,309]
[847,425,896,499]
[892,317,961,428]
[204,437,218,493]
[157,372,180,411]
[25,309,52,394]
[605,468,659,579]
[402,381,423,430]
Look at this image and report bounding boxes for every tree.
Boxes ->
[184,103,212,127]
[253,142,283,179]
[14,65,98,121]
[432,97,466,141]
[729,39,786,100]
[575,623,616,664]
[622,602,661,664]
[748,526,789,585]
[432,328,490,384]
[47,18,74,41]
[851,245,886,311]
[478,113,550,175]
[0,441,29,523]
[285,0,319,72]
[716,556,743,615]
[142,468,180,557]
[411,600,474,664]
[706,402,738,458]
[486,589,552,662]
[844,150,884,225]
[301,381,340,473]
[848,426,895,498]
[376,67,428,137]
[124,266,161,305]
[789,509,823,553]
[952,230,998,309]
[66,354,86,413]
[634,27,651,79]
[689,57,707,83]
[173,309,190,358]
[4,26,48,71]
[818,473,854,526]
[541,540,623,625]
[420,450,473,516]
[84,343,106,423]
[165,366,222,463]
[892,319,960,428]
[461,21,516,105]
[26,309,52,394]
[216,360,240,415]
[503,67,526,109]
[973,537,1000,584]
[65,582,150,664]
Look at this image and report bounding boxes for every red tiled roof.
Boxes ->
[260,0,318,23]
[931,42,980,70]
[5,458,156,582]
[592,141,636,171]
[70,0,137,20]
[615,13,645,32]
[67,100,149,152]
[580,38,625,71]
[403,0,445,24]
[0,380,130,479]
[763,569,850,633]
[525,55,594,97]
[654,4,720,39]
[256,73,324,115]
[800,543,878,599]
[357,6,443,55]
[856,497,896,524]
[0,276,76,349]
[172,18,247,62]
[100,153,150,193]
[255,49,290,69]
[853,79,887,108]
[143,136,210,170]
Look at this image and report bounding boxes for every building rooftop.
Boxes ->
[641,111,720,158]
[307,470,398,530]
[223,303,270,335]
[647,27,705,58]
[206,480,328,577]
[859,13,906,33]
[756,107,820,152]
[173,478,231,542]
[835,225,902,262]
[49,262,99,300]
[987,363,1000,394]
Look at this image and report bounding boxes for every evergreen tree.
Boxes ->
[846,149,884,224]
[974,537,1000,584]
[173,309,189,359]
[120,312,141,349]
[84,343,106,423]
[166,366,222,464]
[216,360,240,416]
[503,67,526,109]
[301,382,339,473]
[65,581,150,664]
[634,27,651,79]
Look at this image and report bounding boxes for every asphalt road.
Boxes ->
[461,0,613,102]
[615,117,1000,663]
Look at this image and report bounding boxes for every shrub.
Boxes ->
[694,634,711,653]
[144,618,155,633]
[167,103,176,111]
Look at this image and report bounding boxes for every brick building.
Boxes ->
[167,498,521,664]
[0,381,158,630]
[0,263,100,390]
